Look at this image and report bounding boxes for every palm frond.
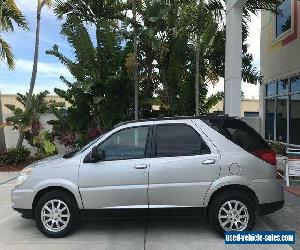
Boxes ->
[1,0,29,32]
[0,36,15,69]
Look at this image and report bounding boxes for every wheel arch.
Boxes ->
[32,186,80,213]
[205,184,259,215]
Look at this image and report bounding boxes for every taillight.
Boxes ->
[251,149,277,166]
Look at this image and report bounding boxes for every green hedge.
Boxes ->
[0,147,31,165]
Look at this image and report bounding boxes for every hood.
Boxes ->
[31,154,65,168]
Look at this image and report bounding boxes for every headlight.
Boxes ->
[15,166,34,187]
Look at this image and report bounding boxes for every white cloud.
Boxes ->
[16,58,72,78]
[16,0,55,19]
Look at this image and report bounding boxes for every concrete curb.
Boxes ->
[0,175,18,185]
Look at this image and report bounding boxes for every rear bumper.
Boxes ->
[251,179,284,204]
[259,200,284,216]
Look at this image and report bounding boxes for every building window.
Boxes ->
[244,112,259,118]
[265,74,300,145]
[290,94,300,145]
[266,82,277,97]
[265,98,275,140]
[278,79,288,95]
[276,0,292,37]
[276,96,288,142]
[291,75,300,92]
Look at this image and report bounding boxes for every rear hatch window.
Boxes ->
[203,118,276,165]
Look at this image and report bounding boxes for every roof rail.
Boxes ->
[113,114,232,128]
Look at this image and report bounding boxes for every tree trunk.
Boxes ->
[17,6,42,147]
[132,0,138,120]
[0,92,6,152]
[0,0,7,152]
[195,0,201,117]
[195,35,200,116]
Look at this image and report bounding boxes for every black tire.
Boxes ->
[209,190,255,237]
[34,190,79,238]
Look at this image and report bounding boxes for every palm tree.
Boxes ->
[0,0,28,151]
[17,0,52,147]
[0,0,28,69]
[132,0,138,120]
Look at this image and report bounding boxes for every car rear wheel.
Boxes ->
[209,191,255,236]
[34,190,79,238]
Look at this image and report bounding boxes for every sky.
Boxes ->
[0,1,261,99]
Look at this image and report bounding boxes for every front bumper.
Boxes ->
[11,188,34,210]
[259,200,284,215]
[13,208,33,219]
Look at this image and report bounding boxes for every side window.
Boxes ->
[206,119,270,153]
[155,124,210,157]
[99,126,150,161]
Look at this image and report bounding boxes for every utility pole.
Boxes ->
[0,0,7,152]
[132,0,138,120]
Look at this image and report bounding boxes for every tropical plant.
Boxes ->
[0,0,28,152]
[5,90,61,157]
[17,0,52,147]
[0,0,28,69]
[46,11,134,146]
[33,131,57,159]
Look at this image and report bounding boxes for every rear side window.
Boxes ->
[155,124,211,157]
[205,119,271,152]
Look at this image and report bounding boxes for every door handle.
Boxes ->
[134,164,148,169]
[202,159,216,165]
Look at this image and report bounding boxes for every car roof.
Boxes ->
[113,114,234,128]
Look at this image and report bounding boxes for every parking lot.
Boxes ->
[0,173,292,250]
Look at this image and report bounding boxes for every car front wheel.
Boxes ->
[34,190,78,238]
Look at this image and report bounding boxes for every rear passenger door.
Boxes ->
[148,120,221,208]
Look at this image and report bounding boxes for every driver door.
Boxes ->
[79,124,152,209]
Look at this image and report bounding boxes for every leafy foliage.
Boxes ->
[46,0,281,146]
[0,146,30,165]
[0,0,29,69]
[47,10,134,146]
[33,131,57,159]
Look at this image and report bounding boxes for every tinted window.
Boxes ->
[205,119,271,153]
[276,0,291,37]
[290,94,300,145]
[155,124,210,157]
[99,126,150,161]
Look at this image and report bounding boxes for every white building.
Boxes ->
[260,0,300,147]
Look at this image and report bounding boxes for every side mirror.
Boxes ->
[83,146,105,163]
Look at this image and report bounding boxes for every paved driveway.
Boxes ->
[0,174,292,250]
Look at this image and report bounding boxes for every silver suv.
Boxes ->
[11,116,284,237]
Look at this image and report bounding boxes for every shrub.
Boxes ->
[270,141,286,156]
[0,146,31,165]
